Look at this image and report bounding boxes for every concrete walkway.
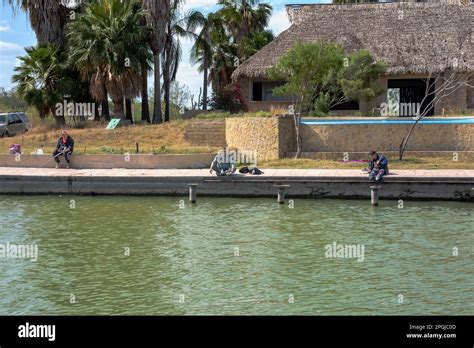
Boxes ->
[0,167,472,200]
[0,167,473,180]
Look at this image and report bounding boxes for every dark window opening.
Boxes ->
[388,78,435,117]
[252,82,262,101]
[252,81,293,102]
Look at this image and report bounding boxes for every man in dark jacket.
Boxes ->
[368,150,388,181]
[53,130,74,169]
[209,148,236,176]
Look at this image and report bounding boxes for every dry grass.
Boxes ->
[0,120,217,155]
[260,157,474,170]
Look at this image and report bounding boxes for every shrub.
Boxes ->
[209,82,249,113]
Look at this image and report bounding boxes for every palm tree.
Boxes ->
[161,0,207,120]
[241,29,273,62]
[217,0,272,60]
[161,0,194,122]
[187,11,224,111]
[5,0,76,45]
[141,0,170,124]
[12,44,71,125]
[188,1,272,108]
[208,31,235,97]
[67,0,151,119]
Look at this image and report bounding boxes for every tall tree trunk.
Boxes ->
[203,54,208,111]
[125,99,133,123]
[164,62,170,122]
[141,64,150,123]
[55,114,66,126]
[152,53,163,124]
[113,98,124,118]
[101,100,110,121]
[94,101,101,121]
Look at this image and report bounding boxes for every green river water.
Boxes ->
[0,195,472,315]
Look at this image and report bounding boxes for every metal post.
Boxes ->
[189,184,197,203]
[370,186,381,206]
[275,185,290,204]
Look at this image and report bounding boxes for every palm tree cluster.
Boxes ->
[8,0,274,125]
[188,0,273,110]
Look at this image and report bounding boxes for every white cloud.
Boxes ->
[0,25,11,32]
[175,62,203,103]
[182,0,217,11]
[268,8,291,35]
[0,41,24,56]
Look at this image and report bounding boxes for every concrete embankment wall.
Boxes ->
[1,174,472,201]
[0,154,214,169]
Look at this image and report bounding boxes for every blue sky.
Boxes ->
[0,0,327,99]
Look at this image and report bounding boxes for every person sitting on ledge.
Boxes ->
[53,129,74,169]
[367,150,388,181]
[209,149,236,176]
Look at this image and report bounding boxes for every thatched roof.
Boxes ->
[232,2,474,80]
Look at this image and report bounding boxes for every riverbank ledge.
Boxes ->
[0,168,472,201]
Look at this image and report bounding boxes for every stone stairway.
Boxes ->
[184,119,226,147]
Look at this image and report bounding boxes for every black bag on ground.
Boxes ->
[250,167,264,175]
[239,166,250,174]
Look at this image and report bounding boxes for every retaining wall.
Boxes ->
[300,123,473,152]
[223,116,473,159]
[226,116,295,160]
[0,154,215,169]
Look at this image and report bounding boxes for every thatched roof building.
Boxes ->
[233,2,474,80]
[232,1,474,115]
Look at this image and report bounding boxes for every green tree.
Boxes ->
[268,41,386,158]
[0,88,28,111]
[67,0,151,120]
[217,0,272,60]
[187,11,224,111]
[188,1,273,110]
[141,0,170,124]
[161,0,195,122]
[5,0,70,45]
[12,44,72,125]
[241,29,274,62]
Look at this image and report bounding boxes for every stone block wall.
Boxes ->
[184,119,226,147]
[225,116,296,160]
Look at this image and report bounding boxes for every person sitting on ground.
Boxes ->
[209,149,236,176]
[53,129,74,169]
[367,150,388,181]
